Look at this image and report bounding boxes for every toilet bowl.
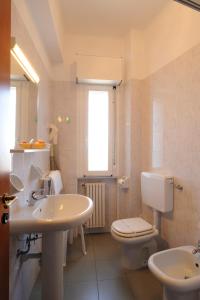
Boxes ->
[111,217,158,269]
[111,172,174,270]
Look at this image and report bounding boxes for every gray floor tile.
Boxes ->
[64,260,96,283]
[92,233,118,248]
[96,259,125,280]
[30,233,162,300]
[92,233,112,243]
[93,234,121,261]
[67,234,94,263]
[64,281,98,300]
[125,268,162,300]
[29,289,41,300]
[98,278,134,300]
[29,276,41,300]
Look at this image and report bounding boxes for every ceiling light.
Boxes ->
[10,37,40,84]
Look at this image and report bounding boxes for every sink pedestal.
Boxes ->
[42,231,64,300]
[163,287,199,300]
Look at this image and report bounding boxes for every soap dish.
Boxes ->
[19,143,32,149]
[32,143,46,149]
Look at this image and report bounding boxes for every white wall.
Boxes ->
[124,30,146,80]
[122,1,200,248]
[76,55,122,84]
[125,1,200,80]
[121,1,200,228]
[51,80,125,229]
[53,34,124,81]
[50,30,134,230]
[143,1,200,77]
[51,32,144,224]
[141,41,200,248]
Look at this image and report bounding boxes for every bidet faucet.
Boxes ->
[192,240,200,254]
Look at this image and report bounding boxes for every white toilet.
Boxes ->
[111,172,173,270]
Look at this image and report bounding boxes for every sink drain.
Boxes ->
[184,275,190,280]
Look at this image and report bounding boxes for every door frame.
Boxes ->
[0,0,11,299]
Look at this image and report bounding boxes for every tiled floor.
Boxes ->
[30,233,162,300]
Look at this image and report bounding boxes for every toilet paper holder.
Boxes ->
[118,176,129,189]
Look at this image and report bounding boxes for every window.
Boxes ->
[9,87,17,149]
[78,85,115,177]
[88,90,109,172]
[0,86,16,171]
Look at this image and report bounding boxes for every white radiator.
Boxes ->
[85,182,106,228]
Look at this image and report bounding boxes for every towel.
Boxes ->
[49,124,58,145]
[48,170,63,195]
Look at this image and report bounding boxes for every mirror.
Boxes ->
[10,53,38,148]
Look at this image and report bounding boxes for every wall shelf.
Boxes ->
[10,148,50,154]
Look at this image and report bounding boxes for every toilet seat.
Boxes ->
[111,217,154,238]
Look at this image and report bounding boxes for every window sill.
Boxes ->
[77,176,118,180]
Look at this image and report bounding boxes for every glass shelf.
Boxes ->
[10,148,50,153]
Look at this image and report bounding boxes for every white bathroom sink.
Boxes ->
[148,246,200,299]
[10,194,93,234]
[10,193,93,300]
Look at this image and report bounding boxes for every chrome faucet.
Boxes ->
[192,240,200,254]
[31,189,46,201]
[27,189,46,206]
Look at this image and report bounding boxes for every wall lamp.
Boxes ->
[10,37,40,84]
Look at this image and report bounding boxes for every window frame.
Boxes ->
[77,84,115,177]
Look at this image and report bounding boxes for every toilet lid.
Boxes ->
[111,218,154,238]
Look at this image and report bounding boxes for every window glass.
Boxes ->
[88,90,109,171]
[9,87,17,150]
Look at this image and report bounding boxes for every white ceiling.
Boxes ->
[58,0,168,37]
[26,0,63,64]
[14,0,169,69]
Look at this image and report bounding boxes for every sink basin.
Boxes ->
[10,193,93,300]
[33,194,93,231]
[148,246,200,300]
[10,194,93,234]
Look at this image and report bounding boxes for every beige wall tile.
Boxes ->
[141,43,200,248]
